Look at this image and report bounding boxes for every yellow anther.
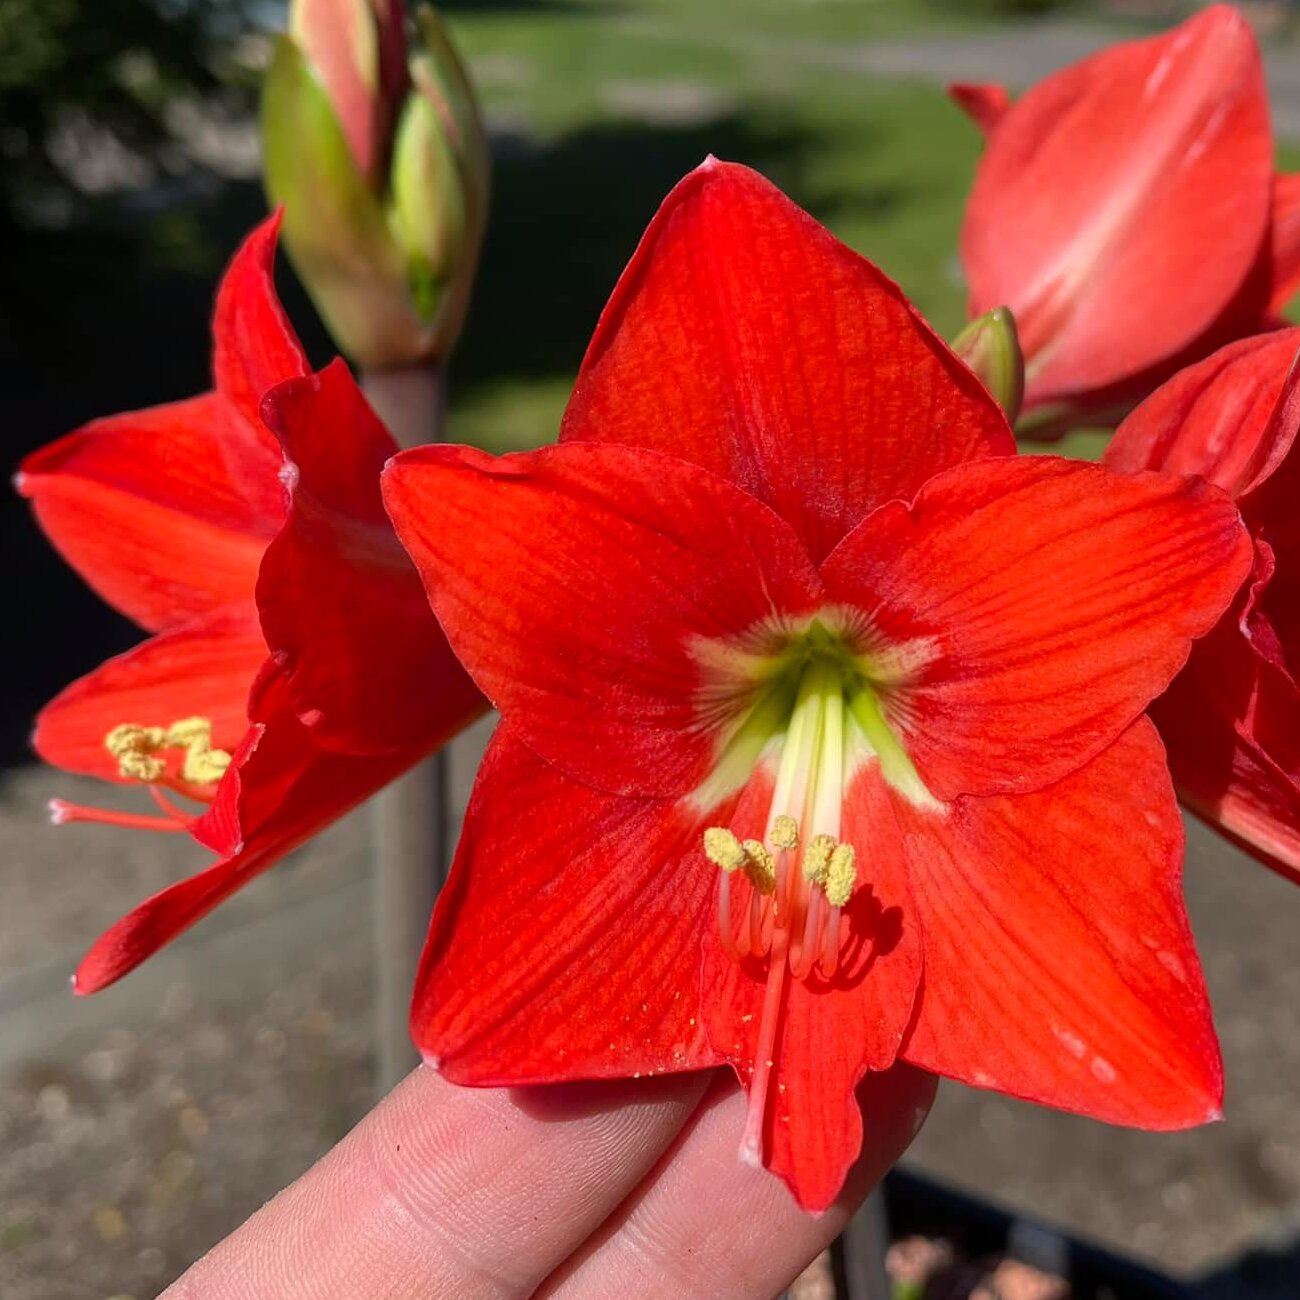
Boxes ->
[105,724,168,782]
[102,716,232,787]
[164,716,213,748]
[741,840,776,895]
[802,833,836,884]
[180,743,232,785]
[770,814,799,851]
[703,826,747,872]
[166,717,232,785]
[824,843,857,909]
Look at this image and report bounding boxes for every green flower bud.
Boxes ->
[952,306,1024,422]
[260,2,489,367]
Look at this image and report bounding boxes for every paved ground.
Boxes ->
[690,13,1300,141]
[841,20,1300,138]
[4,716,1300,1296]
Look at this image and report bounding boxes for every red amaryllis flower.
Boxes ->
[382,160,1251,1211]
[953,4,1300,435]
[1105,328,1300,883]
[17,215,483,993]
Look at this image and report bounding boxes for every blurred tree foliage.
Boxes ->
[0,0,253,224]
[0,0,257,350]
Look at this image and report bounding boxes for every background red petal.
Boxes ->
[258,361,486,755]
[948,82,1011,135]
[34,611,265,780]
[74,669,424,994]
[1269,172,1300,313]
[211,212,310,438]
[18,396,278,632]
[962,5,1272,409]
[1105,329,1300,500]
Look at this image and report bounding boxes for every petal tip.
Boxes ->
[1200,1,1251,35]
[47,798,70,826]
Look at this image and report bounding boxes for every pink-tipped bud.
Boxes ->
[261,2,489,367]
[289,0,408,184]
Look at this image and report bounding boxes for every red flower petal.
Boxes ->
[410,724,721,1082]
[17,396,278,633]
[560,158,1013,563]
[33,611,265,781]
[211,212,310,445]
[701,761,923,1212]
[948,82,1011,135]
[961,5,1272,411]
[383,440,824,797]
[1152,622,1300,885]
[257,360,486,754]
[73,667,421,994]
[1104,328,1300,499]
[1269,172,1300,314]
[901,718,1222,1128]
[821,456,1252,801]
[1106,334,1300,880]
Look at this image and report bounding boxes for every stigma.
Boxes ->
[49,716,230,834]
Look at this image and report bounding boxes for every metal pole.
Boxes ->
[361,365,448,1094]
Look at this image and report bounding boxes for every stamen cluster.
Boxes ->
[106,717,232,786]
[705,816,857,983]
[702,656,860,985]
[48,715,230,834]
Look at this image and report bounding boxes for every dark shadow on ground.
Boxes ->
[1,107,905,764]
[1196,1230,1300,1299]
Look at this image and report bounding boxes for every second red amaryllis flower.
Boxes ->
[953,4,1300,434]
[1105,328,1300,883]
[383,161,1251,1211]
[18,215,483,993]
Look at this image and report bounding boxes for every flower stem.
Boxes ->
[838,1187,892,1300]
[362,364,448,1095]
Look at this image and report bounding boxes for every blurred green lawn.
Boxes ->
[444,0,995,454]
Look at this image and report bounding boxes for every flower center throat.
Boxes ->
[696,621,935,1167]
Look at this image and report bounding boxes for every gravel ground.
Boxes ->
[3,720,1300,1296]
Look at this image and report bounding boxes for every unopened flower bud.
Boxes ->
[288,0,407,185]
[952,306,1024,422]
[261,2,489,367]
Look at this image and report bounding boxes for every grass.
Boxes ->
[437,0,1300,460]
[440,0,992,453]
